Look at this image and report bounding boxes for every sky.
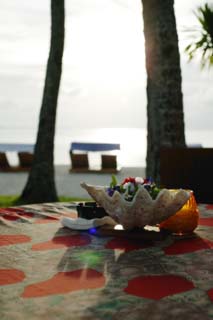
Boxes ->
[0,0,212,134]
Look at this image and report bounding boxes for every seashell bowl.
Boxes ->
[80,182,191,230]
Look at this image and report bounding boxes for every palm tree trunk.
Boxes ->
[19,0,65,204]
[141,0,186,184]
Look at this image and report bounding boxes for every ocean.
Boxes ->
[0,126,213,169]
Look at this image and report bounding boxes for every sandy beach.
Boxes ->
[0,165,145,198]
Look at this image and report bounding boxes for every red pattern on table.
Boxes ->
[0,208,34,221]
[0,269,25,285]
[163,237,213,255]
[207,288,213,302]
[31,234,91,251]
[105,238,151,252]
[34,217,59,224]
[205,204,213,210]
[0,234,31,246]
[1,215,21,221]
[22,269,105,298]
[34,211,77,224]
[199,217,213,227]
[124,274,194,300]
[1,207,32,214]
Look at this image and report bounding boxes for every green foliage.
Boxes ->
[185,3,213,68]
[149,186,161,200]
[58,196,90,203]
[110,174,117,188]
[0,196,19,208]
[0,195,90,208]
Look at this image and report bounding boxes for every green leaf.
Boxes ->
[184,3,213,68]
[110,175,117,188]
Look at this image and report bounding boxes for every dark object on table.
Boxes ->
[160,147,213,203]
[77,202,109,219]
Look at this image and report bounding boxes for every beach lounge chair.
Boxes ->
[0,143,34,172]
[69,142,120,173]
[18,152,34,170]
[160,147,213,203]
[70,153,89,172]
[101,155,117,172]
[0,152,11,171]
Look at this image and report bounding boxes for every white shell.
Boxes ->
[61,216,116,230]
[80,182,191,230]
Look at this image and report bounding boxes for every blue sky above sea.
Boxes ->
[0,0,212,166]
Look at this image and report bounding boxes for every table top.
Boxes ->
[0,202,213,319]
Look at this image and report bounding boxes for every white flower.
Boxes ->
[135,177,144,184]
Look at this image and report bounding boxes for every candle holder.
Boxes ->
[160,191,199,234]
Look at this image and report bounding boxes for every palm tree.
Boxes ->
[18,0,65,204]
[185,3,213,68]
[141,0,186,184]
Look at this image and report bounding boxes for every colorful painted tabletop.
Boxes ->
[0,202,213,319]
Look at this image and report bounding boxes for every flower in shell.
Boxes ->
[106,176,159,202]
[80,177,191,230]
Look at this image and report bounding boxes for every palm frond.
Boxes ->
[184,3,213,68]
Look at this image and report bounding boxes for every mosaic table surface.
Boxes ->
[0,202,213,319]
